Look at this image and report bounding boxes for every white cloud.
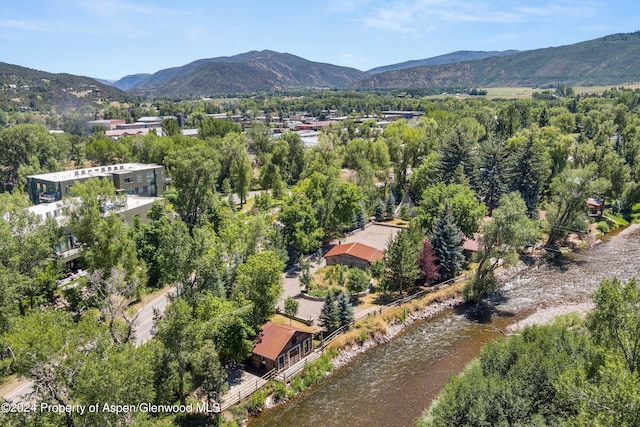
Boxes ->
[353,0,599,33]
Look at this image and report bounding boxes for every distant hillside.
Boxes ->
[0,62,131,112]
[110,74,151,90]
[114,50,368,96]
[353,32,640,89]
[367,50,519,74]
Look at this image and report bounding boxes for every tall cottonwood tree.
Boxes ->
[233,250,284,326]
[165,143,221,231]
[466,192,539,302]
[587,277,640,374]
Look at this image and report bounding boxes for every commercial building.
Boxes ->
[26,163,168,205]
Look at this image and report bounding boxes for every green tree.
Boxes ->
[1,310,112,427]
[477,139,508,215]
[198,118,241,139]
[587,277,640,374]
[408,152,441,202]
[284,296,300,325]
[154,298,196,406]
[545,164,608,247]
[347,267,369,294]
[162,117,180,136]
[165,143,221,230]
[279,192,324,256]
[506,128,552,217]
[417,183,486,238]
[336,292,354,328]
[234,251,284,326]
[430,206,465,281]
[64,178,143,284]
[192,340,228,420]
[319,294,339,333]
[465,192,539,302]
[74,344,155,426]
[382,228,421,296]
[134,206,196,288]
[385,191,396,220]
[439,125,476,184]
[0,193,61,318]
[232,153,252,207]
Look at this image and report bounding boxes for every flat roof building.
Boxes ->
[26,163,168,205]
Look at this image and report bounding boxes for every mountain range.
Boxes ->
[114,50,367,96]
[365,50,520,74]
[2,31,640,106]
[353,32,640,89]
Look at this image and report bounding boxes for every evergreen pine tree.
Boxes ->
[385,191,396,219]
[382,228,421,296]
[336,292,354,328]
[430,206,465,281]
[374,198,385,221]
[319,294,339,333]
[356,206,367,229]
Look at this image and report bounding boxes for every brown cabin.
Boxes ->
[251,322,313,372]
[323,242,385,270]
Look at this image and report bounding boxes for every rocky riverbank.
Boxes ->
[333,296,465,370]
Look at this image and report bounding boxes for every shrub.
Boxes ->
[597,221,610,234]
[272,381,288,402]
[246,389,267,415]
[290,376,305,393]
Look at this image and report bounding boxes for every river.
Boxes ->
[250,227,640,427]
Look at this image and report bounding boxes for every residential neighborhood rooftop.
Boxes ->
[26,163,162,182]
[324,241,385,263]
[252,322,308,360]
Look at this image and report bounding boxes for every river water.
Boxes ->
[250,228,640,427]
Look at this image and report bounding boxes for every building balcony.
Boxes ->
[56,245,83,261]
[38,193,57,203]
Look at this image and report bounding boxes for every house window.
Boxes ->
[288,345,300,365]
[137,174,143,183]
[303,338,311,354]
[146,172,154,183]
[138,187,144,194]
[277,354,285,370]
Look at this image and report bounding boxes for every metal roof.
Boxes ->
[324,242,385,263]
[252,322,310,360]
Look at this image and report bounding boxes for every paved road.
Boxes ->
[2,285,177,403]
[4,225,399,402]
[135,286,176,346]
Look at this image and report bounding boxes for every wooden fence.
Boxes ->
[220,368,277,411]
[220,273,466,411]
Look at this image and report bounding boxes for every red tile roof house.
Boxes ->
[323,242,385,270]
[251,322,313,372]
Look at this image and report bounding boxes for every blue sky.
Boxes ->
[2,0,639,80]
